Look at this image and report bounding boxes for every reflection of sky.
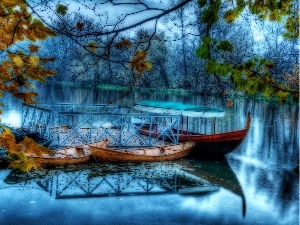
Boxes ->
[1,110,22,127]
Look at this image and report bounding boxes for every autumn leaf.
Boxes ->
[29,55,39,67]
[29,45,40,52]
[227,100,233,107]
[76,21,84,30]
[0,127,49,172]
[135,51,147,60]
[129,51,152,74]
[87,42,97,52]
[40,57,56,63]
[15,92,38,105]
[56,4,68,16]
[19,137,53,156]
[115,37,132,49]
[8,151,41,172]
[1,0,27,8]
[143,61,152,70]
[1,127,16,144]
[12,55,23,67]
[0,127,21,154]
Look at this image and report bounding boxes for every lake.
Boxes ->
[0,85,299,225]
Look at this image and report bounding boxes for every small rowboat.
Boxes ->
[89,140,195,162]
[24,141,107,167]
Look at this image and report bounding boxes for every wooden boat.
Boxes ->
[25,145,91,167]
[89,140,195,162]
[135,101,251,157]
[139,112,251,156]
[24,141,108,167]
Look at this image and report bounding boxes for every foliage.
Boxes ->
[19,137,53,156]
[129,51,152,76]
[0,127,53,172]
[0,1,56,171]
[4,0,295,102]
[115,38,132,49]
[56,4,68,16]
[283,15,299,39]
[7,151,41,172]
[0,1,56,106]
[196,0,299,102]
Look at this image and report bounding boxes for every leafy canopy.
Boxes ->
[0,1,56,171]
[197,0,299,102]
[0,0,56,105]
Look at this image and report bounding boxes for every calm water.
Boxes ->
[0,85,299,225]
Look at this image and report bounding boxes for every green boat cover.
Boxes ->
[134,101,225,117]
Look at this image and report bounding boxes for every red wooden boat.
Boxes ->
[135,101,251,157]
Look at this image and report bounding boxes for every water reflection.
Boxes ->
[0,85,298,224]
[228,156,299,224]
[2,158,246,215]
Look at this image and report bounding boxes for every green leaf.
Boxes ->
[56,4,68,16]
[198,0,207,8]
[224,10,239,23]
[263,88,274,98]
[201,7,219,25]
[196,45,209,59]
[196,36,211,59]
[283,15,299,40]
[205,59,217,74]
[216,40,232,51]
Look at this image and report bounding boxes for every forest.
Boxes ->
[0,0,299,107]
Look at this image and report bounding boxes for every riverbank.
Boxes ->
[49,81,299,104]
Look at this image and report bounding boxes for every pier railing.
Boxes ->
[22,104,180,148]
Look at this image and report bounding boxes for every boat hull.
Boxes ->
[89,141,195,162]
[180,129,248,156]
[25,145,91,167]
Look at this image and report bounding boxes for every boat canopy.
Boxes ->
[134,101,225,118]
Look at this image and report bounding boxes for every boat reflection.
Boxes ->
[3,158,245,215]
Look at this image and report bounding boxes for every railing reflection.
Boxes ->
[2,158,246,216]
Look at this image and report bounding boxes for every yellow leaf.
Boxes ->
[12,56,23,67]
[19,136,53,156]
[135,51,147,60]
[8,157,41,172]
[144,61,152,70]
[29,55,39,67]
[1,127,16,143]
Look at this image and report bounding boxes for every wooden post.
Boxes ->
[181,116,184,135]
[213,118,216,134]
[186,116,189,135]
